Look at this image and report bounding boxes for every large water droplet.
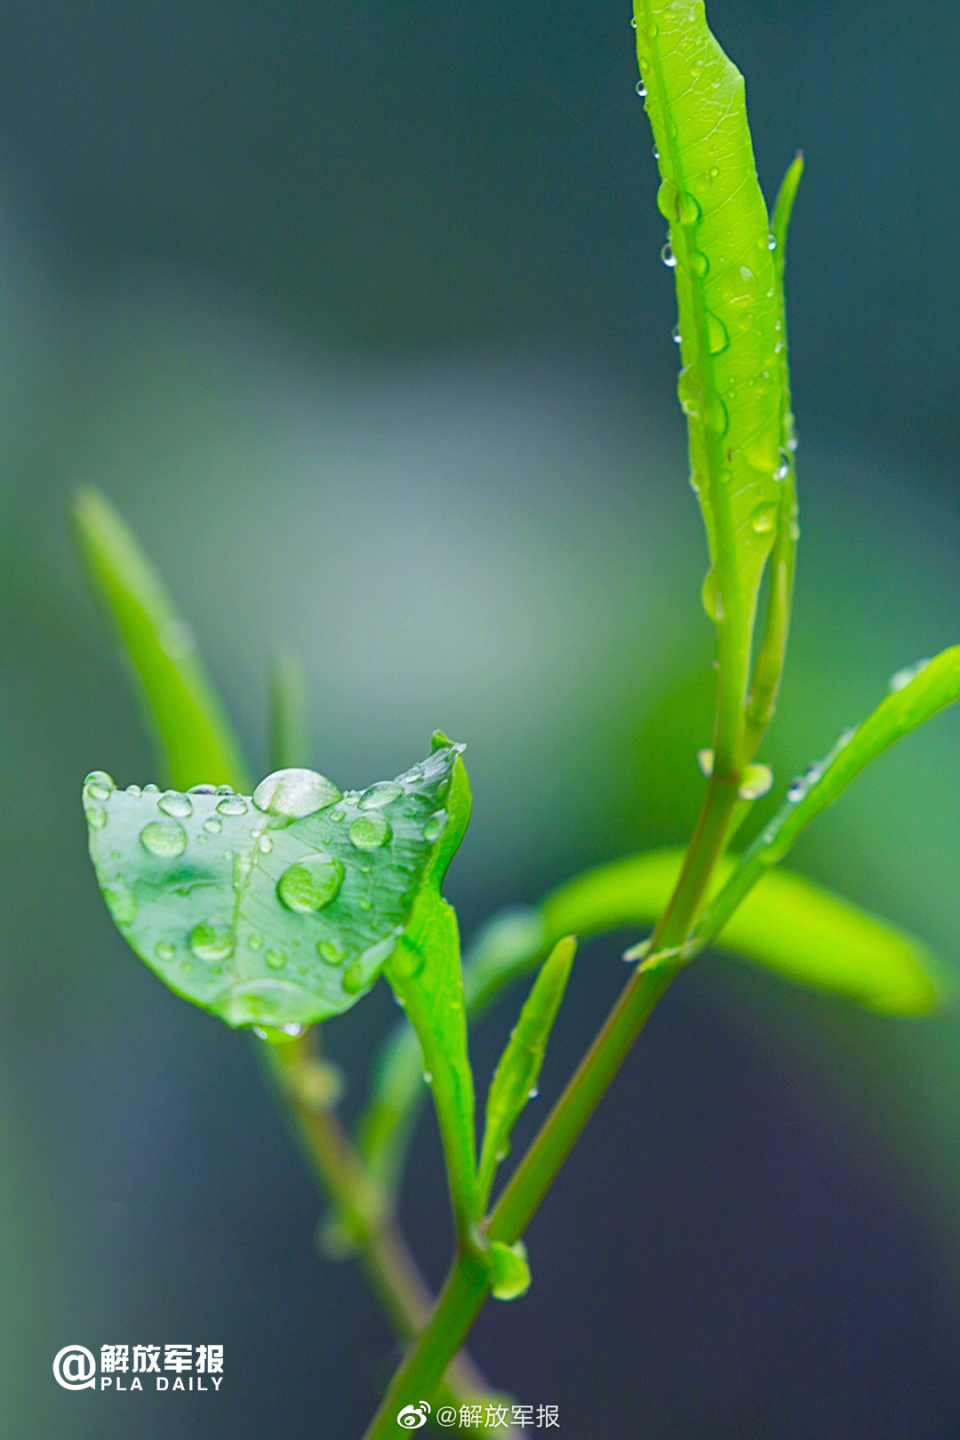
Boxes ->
[253,768,342,821]
[158,792,193,819]
[349,815,391,849]
[140,820,188,858]
[738,763,773,800]
[660,242,676,268]
[104,881,137,925]
[217,795,248,816]
[189,920,234,962]
[701,568,723,623]
[86,805,108,829]
[342,961,366,995]
[277,853,345,913]
[635,78,646,95]
[423,811,447,843]
[751,503,777,535]
[125,785,142,797]
[142,784,160,795]
[888,658,931,693]
[706,397,728,437]
[84,771,114,801]
[706,313,729,355]
[359,781,403,810]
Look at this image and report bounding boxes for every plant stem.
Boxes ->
[261,1035,495,1409]
[362,770,743,1435]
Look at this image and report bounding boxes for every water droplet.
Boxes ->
[188,784,217,794]
[768,233,777,250]
[706,397,728,437]
[253,1022,305,1042]
[204,817,222,834]
[358,896,372,911]
[189,920,234,962]
[329,808,345,823]
[701,568,723,623]
[252,768,342,820]
[155,941,175,962]
[342,961,366,995]
[692,251,709,277]
[423,810,447,843]
[349,814,391,849]
[399,764,424,784]
[140,820,187,858]
[84,771,113,801]
[422,1071,433,1085]
[706,313,729,355]
[217,795,248,816]
[142,784,160,795]
[671,325,682,344]
[318,939,345,965]
[738,763,773,800]
[888,658,931,693]
[677,366,701,419]
[359,781,403,810]
[786,434,798,453]
[125,784,142,797]
[248,932,263,950]
[696,748,714,777]
[158,792,193,819]
[266,949,287,970]
[103,881,136,925]
[660,242,676,268]
[708,164,720,180]
[630,15,637,28]
[786,777,807,803]
[528,1086,539,1100]
[743,435,780,474]
[258,835,274,854]
[277,853,345,913]
[635,78,646,95]
[86,805,108,829]
[751,503,777,535]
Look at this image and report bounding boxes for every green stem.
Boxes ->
[362,770,742,1434]
[262,1036,495,1410]
[362,1250,491,1440]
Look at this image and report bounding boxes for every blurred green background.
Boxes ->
[2,1,960,1436]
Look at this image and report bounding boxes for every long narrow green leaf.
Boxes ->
[72,488,250,793]
[699,646,960,966]
[384,735,477,1232]
[744,153,803,748]
[270,653,310,771]
[635,0,784,758]
[477,936,576,1213]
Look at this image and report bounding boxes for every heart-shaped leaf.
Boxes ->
[84,744,463,1033]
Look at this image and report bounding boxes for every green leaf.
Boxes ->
[384,736,478,1231]
[699,646,960,972]
[269,653,310,771]
[83,745,462,1032]
[71,487,250,793]
[487,1240,531,1302]
[635,2,784,688]
[477,936,576,1211]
